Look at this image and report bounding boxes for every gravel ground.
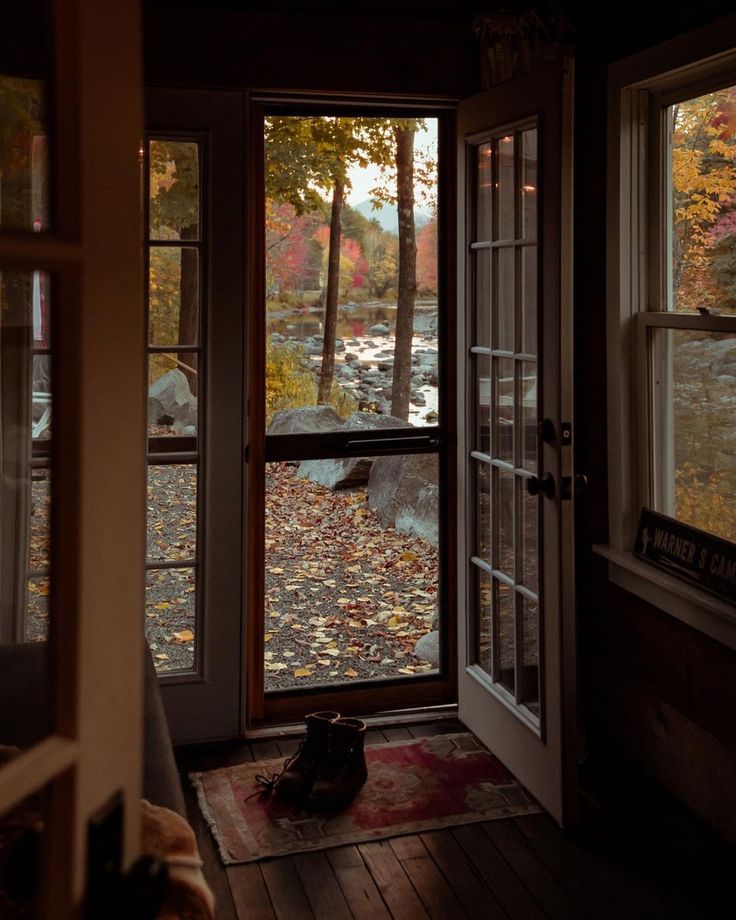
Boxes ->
[23,460,440,688]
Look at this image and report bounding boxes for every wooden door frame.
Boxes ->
[0,0,146,912]
[244,95,459,728]
[145,89,246,745]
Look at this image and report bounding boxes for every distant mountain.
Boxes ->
[352,199,432,236]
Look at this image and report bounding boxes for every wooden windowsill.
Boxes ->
[593,544,736,651]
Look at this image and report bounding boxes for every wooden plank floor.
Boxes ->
[176,722,713,920]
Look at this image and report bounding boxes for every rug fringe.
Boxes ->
[189,771,234,866]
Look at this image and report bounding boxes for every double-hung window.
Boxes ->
[604,20,736,646]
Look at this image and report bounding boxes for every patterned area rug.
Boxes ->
[191,732,541,864]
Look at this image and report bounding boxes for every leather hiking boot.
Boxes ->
[307,717,368,810]
[275,711,340,802]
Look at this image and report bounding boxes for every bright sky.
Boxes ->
[345,119,438,205]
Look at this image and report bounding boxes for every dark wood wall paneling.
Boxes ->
[572,0,736,846]
[143,7,479,97]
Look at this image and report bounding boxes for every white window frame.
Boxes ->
[599,15,736,649]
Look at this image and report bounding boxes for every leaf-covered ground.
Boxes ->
[23,462,439,687]
[263,463,438,690]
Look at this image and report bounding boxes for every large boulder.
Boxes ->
[266,405,344,436]
[148,369,198,431]
[297,411,412,489]
[414,630,439,666]
[367,452,439,546]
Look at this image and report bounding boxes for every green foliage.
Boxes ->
[149,140,199,239]
[265,343,356,425]
[149,247,181,342]
[266,342,317,424]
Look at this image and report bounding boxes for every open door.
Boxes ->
[0,0,146,914]
[457,58,576,824]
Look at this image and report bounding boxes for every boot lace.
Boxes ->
[245,737,321,802]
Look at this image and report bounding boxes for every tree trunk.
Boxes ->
[179,223,199,395]
[318,179,344,404]
[392,126,417,421]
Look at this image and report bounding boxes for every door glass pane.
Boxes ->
[495,466,514,577]
[521,596,540,713]
[476,142,492,242]
[474,248,491,349]
[475,564,493,674]
[496,580,515,693]
[520,361,538,474]
[265,115,439,432]
[521,129,537,240]
[495,247,515,352]
[494,357,515,464]
[521,246,537,356]
[148,353,198,436]
[520,485,539,594]
[0,75,50,232]
[475,460,491,563]
[497,135,515,240]
[149,247,199,346]
[1,271,53,747]
[265,457,439,690]
[149,140,200,240]
[146,567,197,672]
[147,464,197,562]
[652,329,736,541]
[469,120,542,724]
[475,352,490,454]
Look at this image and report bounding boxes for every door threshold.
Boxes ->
[243,703,459,741]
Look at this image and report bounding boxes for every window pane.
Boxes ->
[497,135,515,240]
[146,567,196,672]
[148,353,198,436]
[0,75,50,231]
[149,247,199,346]
[264,458,439,691]
[147,464,197,562]
[669,86,736,314]
[652,328,736,541]
[476,142,492,242]
[149,140,200,241]
[264,115,439,432]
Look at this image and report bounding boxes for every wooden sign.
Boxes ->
[634,508,736,605]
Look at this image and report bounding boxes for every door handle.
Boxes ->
[527,472,555,498]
